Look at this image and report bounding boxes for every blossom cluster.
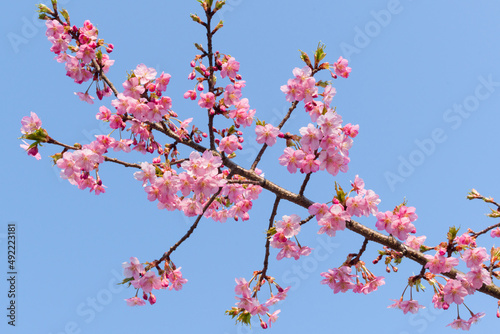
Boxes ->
[134,151,262,221]
[320,263,385,295]
[45,19,115,99]
[269,214,312,260]
[375,204,418,241]
[122,257,187,306]
[184,55,256,155]
[227,276,288,329]
[308,175,380,238]
[278,65,359,176]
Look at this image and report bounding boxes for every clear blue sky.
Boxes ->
[3,0,500,333]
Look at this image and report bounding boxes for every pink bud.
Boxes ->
[143,292,148,300]
[260,319,268,329]
[149,293,157,305]
[443,302,450,310]
[190,60,195,67]
[197,83,204,91]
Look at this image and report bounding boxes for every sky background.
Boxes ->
[2,0,500,333]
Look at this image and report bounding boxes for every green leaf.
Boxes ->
[447,226,460,242]
[314,42,327,66]
[60,8,69,23]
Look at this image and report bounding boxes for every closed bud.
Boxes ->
[149,293,157,305]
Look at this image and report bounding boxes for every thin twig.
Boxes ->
[259,196,281,287]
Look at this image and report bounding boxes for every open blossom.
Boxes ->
[132,271,163,294]
[391,300,425,314]
[491,227,500,238]
[443,279,468,305]
[21,112,42,134]
[446,318,471,330]
[462,247,489,269]
[424,252,459,274]
[75,92,95,104]
[122,257,145,280]
[218,135,240,154]
[198,92,215,109]
[299,123,322,152]
[333,56,351,78]
[404,235,426,250]
[221,57,240,78]
[255,124,280,146]
[278,147,305,173]
[125,297,146,306]
[134,63,157,85]
[168,267,188,291]
[276,214,301,238]
[134,162,157,186]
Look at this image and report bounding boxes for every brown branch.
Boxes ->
[299,214,315,226]
[259,196,281,286]
[298,172,312,197]
[348,237,369,266]
[471,221,500,239]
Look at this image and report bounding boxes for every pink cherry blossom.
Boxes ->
[122,257,145,280]
[279,147,305,174]
[223,84,242,106]
[255,124,280,146]
[491,227,500,238]
[168,267,188,291]
[221,57,240,79]
[299,124,322,152]
[276,214,301,238]
[218,135,240,154]
[75,92,95,104]
[333,56,351,78]
[462,247,489,270]
[443,279,468,305]
[125,297,146,306]
[198,92,215,109]
[123,77,145,99]
[134,63,157,85]
[132,271,163,294]
[399,300,425,314]
[322,85,336,106]
[404,235,426,250]
[446,318,471,330]
[75,44,95,63]
[21,112,42,134]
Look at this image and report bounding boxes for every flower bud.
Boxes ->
[149,293,157,305]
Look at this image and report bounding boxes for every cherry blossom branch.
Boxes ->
[46,125,500,300]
